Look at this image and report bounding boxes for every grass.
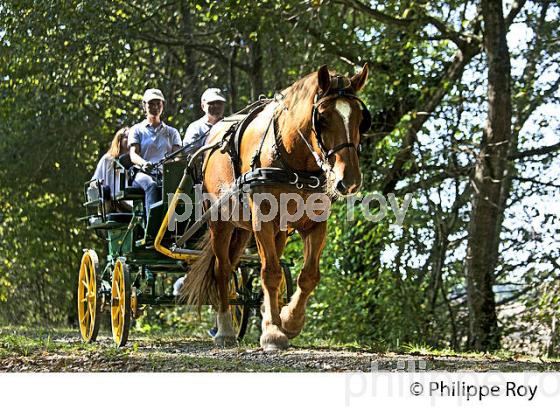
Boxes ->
[0,326,105,358]
[0,325,293,372]
[400,342,560,364]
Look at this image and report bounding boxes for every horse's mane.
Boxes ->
[275,70,323,133]
[276,68,354,135]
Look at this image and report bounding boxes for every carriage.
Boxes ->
[77,148,293,347]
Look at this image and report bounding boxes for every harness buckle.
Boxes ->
[309,176,321,189]
[289,173,299,185]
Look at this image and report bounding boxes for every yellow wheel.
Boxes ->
[111,258,131,347]
[229,267,251,340]
[77,249,101,343]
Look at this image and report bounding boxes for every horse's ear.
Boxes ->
[350,63,369,92]
[317,65,331,95]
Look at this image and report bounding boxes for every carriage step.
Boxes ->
[135,238,154,248]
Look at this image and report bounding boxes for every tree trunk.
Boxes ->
[547,315,559,357]
[228,44,239,114]
[181,1,202,119]
[249,39,264,101]
[465,0,512,351]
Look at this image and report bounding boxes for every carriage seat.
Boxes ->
[113,154,146,201]
[106,213,133,224]
[114,187,144,201]
[86,212,133,229]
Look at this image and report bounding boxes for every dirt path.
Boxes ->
[2,328,560,372]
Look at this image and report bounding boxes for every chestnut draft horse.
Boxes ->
[180,64,369,351]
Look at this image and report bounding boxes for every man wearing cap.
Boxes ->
[129,88,182,217]
[182,87,226,150]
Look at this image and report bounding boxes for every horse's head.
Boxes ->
[314,64,369,197]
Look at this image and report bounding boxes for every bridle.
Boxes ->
[311,93,371,160]
[298,76,372,170]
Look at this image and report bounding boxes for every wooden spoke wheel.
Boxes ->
[229,267,251,341]
[77,249,101,343]
[111,258,131,347]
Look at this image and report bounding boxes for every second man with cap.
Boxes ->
[182,87,226,150]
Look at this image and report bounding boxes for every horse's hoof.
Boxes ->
[282,329,300,339]
[260,332,289,352]
[280,307,304,339]
[214,335,237,348]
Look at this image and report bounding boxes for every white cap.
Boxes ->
[142,88,165,102]
[201,88,226,103]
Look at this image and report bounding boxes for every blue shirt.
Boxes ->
[183,116,212,150]
[128,120,181,163]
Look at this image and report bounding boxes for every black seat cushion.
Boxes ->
[122,187,144,196]
[114,187,145,201]
[106,213,133,224]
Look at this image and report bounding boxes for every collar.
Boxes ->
[142,119,166,131]
[202,115,213,127]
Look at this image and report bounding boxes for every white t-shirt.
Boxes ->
[92,153,125,197]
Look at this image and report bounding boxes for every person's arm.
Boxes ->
[182,124,197,147]
[92,155,106,182]
[128,126,148,167]
[129,144,148,167]
[171,128,182,154]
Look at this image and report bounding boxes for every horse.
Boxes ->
[179,64,370,351]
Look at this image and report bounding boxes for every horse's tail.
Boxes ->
[178,230,218,309]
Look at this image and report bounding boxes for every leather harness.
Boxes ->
[197,79,371,194]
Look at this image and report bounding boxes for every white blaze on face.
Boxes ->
[335,99,353,143]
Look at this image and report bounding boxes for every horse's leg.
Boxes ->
[275,230,288,256]
[280,221,327,339]
[229,228,252,268]
[257,230,288,317]
[210,222,237,347]
[254,222,289,351]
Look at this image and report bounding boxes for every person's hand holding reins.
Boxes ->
[141,161,155,173]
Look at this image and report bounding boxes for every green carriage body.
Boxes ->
[77,156,293,347]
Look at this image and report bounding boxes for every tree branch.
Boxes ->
[335,0,473,49]
[133,33,252,72]
[512,176,560,189]
[509,141,560,160]
[381,44,480,194]
[393,165,472,195]
[505,0,528,27]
